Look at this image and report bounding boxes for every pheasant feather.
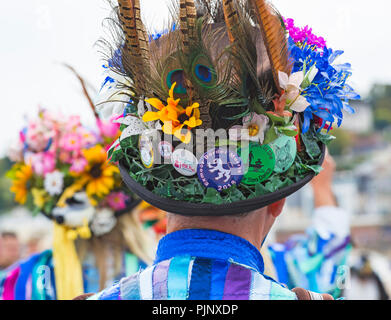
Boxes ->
[180,0,197,53]
[118,0,150,93]
[250,0,291,94]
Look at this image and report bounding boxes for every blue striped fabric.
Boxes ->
[0,250,147,300]
[91,230,298,301]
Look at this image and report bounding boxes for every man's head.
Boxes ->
[167,198,286,249]
[0,232,21,269]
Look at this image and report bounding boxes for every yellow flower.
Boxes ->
[143,83,203,143]
[10,164,33,205]
[32,188,48,209]
[73,145,119,199]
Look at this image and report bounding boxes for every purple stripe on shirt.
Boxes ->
[3,267,21,300]
[152,259,171,300]
[222,264,252,300]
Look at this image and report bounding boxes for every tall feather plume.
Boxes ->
[250,0,291,94]
[222,0,239,44]
[180,0,197,54]
[118,0,150,94]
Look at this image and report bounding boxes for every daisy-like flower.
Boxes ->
[106,192,129,211]
[60,133,82,152]
[74,145,119,199]
[70,157,88,174]
[229,113,269,144]
[44,170,65,196]
[9,164,33,205]
[143,83,202,144]
[31,152,56,176]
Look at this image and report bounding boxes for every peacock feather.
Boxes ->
[99,0,291,130]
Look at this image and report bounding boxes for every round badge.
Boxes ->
[269,135,297,173]
[197,147,244,192]
[238,143,275,185]
[171,149,198,176]
[158,141,174,160]
[139,134,155,169]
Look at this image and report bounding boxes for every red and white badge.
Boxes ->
[171,149,198,177]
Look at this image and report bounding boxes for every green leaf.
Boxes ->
[301,129,321,160]
[316,131,336,145]
[202,188,223,204]
[224,187,246,202]
[252,99,267,115]
[264,125,279,145]
[278,127,299,137]
[254,183,269,196]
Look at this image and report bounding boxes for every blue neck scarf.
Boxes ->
[155,229,264,274]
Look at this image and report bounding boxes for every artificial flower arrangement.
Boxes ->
[6,109,132,220]
[96,0,359,211]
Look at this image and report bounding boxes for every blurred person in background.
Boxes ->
[265,151,352,299]
[343,251,391,300]
[0,69,165,300]
[0,232,21,271]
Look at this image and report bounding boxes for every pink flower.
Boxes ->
[31,152,56,176]
[97,118,120,140]
[65,115,82,131]
[60,133,82,151]
[70,157,88,174]
[106,192,129,211]
[284,18,326,49]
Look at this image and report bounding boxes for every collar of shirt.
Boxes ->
[154,229,264,274]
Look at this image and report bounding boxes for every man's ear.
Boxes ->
[267,198,286,218]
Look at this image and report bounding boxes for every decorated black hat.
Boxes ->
[97,0,359,216]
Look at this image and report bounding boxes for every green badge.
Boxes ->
[238,143,275,185]
[269,135,297,173]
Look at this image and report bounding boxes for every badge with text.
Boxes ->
[171,149,198,176]
[197,147,244,192]
[139,134,155,169]
[158,141,174,160]
[238,143,275,185]
[269,135,297,173]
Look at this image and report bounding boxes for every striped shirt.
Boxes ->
[90,229,298,300]
[0,249,147,300]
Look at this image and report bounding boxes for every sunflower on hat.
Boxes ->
[70,145,119,202]
[8,164,33,205]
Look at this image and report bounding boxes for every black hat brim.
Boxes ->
[119,144,326,216]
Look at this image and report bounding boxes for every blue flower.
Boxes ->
[288,38,360,133]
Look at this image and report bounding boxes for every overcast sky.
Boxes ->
[0,0,389,157]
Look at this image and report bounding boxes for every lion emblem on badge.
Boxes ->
[207,158,232,183]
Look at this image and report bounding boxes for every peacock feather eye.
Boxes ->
[166,69,187,94]
[195,64,212,83]
[191,54,217,88]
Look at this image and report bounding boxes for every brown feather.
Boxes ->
[222,0,239,44]
[118,0,150,93]
[250,0,291,94]
[180,0,197,53]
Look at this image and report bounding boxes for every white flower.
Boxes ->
[44,170,64,196]
[229,113,269,144]
[278,71,311,113]
[90,208,117,237]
